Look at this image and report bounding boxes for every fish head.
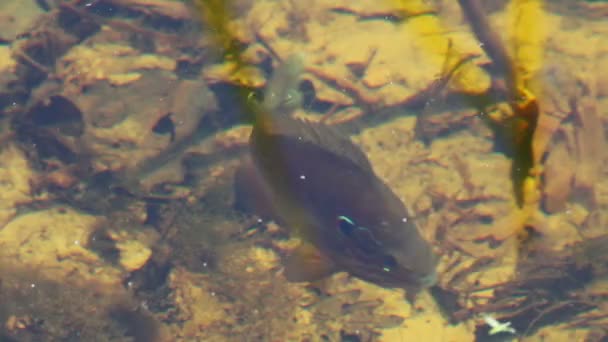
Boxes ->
[268,143,440,291]
[322,179,438,291]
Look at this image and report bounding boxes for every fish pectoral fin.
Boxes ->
[233,156,275,219]
[404,285,423,305]
[283,243,338,282]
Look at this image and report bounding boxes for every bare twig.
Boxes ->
[457,0,516,100]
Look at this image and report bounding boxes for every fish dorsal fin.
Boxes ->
[254,53,374,173]
[258,114,375,174]
[283,242,338,282]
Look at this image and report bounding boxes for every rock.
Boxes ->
[0,144,34,227]
[0,0,45,42]
[0,207,123,287]
[107,229,157,272]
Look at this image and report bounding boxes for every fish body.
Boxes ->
[235,56,437,296]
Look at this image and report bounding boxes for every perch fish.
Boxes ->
[234,55,437,298]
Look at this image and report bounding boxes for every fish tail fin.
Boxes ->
[257,54,306,127]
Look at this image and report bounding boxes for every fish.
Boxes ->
[234,55,438,299]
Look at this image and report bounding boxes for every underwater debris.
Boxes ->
[446,237,601,336]
[482,313,516,335]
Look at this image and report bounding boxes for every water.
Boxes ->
[0,0,606,341]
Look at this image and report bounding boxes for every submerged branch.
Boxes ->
[457,0,516,101]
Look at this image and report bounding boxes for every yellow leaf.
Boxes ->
[507,0,547,94]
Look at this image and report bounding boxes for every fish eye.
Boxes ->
[382,255,398,272]
[336,215,385,254]
[337,215,356,235]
